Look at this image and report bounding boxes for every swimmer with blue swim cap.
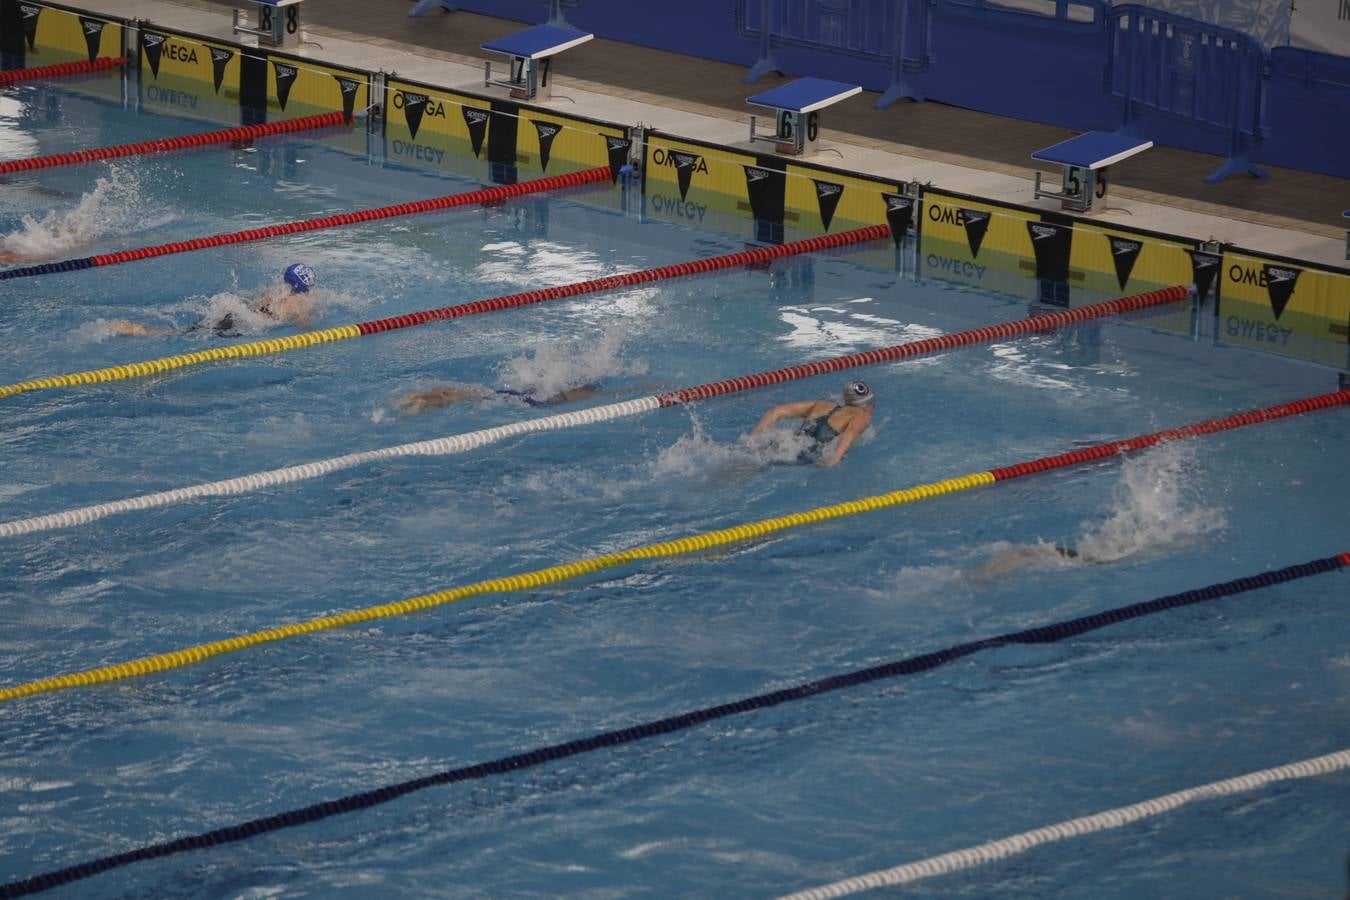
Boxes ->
[283,263,317,294]
[107,263,319,336]
[750,380,875,467]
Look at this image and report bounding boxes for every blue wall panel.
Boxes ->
[448,0,1348,178]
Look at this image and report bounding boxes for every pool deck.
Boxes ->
[74,0,1350,268]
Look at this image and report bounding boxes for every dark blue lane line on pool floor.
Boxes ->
[3,552,1346,898]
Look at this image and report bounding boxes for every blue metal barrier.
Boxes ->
[737,0,933,106]
[410,0,574,20]
[1107,5,1270,182]
[940,0,1107,29]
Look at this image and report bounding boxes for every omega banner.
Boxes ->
[918,190,1045,301]
[1,2,124,101]
[1218,249,1350,367]
[385,77,625,180]
[139,29,242,125]
[642,133,760,239]
[1,1,123,65]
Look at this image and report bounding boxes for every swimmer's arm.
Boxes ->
[822,412,870,467]
[107,319,175,336]
[556,386,602,404]
[291,297,318,329]
[264,293,316,328]
[394,385,492,414]
[751,401,817,436]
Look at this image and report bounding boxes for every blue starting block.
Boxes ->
[408,0,456,17]
[481,25,593,102]
[1032,131,1153,214]
[232,0,303,49]
[747,77,861,156]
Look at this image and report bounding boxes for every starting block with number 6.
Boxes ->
[233,0,303,49]
[1032,131,1152,214]
[747,77,861,157]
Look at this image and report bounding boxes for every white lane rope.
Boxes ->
[775,747,1350,899]
[0,397,661,538]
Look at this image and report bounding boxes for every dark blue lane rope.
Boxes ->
[3,552,1345,898]
[0,258,95,280]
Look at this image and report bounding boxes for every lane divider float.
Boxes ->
[0,165,614,283]
[3,550,1346,898]
[779,743,1350,898]
[0,56,123,86]
[0,285,1191,538]
[0,111,350,175]
[0,225,890,397]
[655,285,1192,406]
[1,388,1344,703]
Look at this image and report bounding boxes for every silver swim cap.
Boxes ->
[843,380,875,408]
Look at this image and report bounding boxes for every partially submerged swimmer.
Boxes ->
[967,541,1105,584]
[751,379,875,467]
[395,382,603,415]
[106,263,318,337]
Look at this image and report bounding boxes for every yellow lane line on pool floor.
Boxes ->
[0,472,993,703]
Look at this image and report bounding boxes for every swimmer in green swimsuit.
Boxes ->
[751,380,875,467]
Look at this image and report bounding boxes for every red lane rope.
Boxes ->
[0,56,124,86]
[86,166,614,268]
[0,111,349,175]
[988,389,1350,481]
[656,285,1194,406]
[353,224,892,335]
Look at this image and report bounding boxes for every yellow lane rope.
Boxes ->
[0,473,992,703]
[0,326,362,397]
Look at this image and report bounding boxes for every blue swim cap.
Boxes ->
[284,263,316,293]
[843,380,875,408]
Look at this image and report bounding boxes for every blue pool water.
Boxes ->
[2,82,1349,898]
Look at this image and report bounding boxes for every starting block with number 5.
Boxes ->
[1032,131,1152,214]
[233,0,303,49]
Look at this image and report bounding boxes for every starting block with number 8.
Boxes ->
[1032,131,1152,214]
[233,0,303,50]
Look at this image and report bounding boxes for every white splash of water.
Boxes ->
[971,440,1225,579]
[197,291,277,335]
[648,404,818,482]
[1,165,173,261]
[81,291,274,342]
[497,325,647,400]
[650,411,760,479]
[1074,440,1225,564]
